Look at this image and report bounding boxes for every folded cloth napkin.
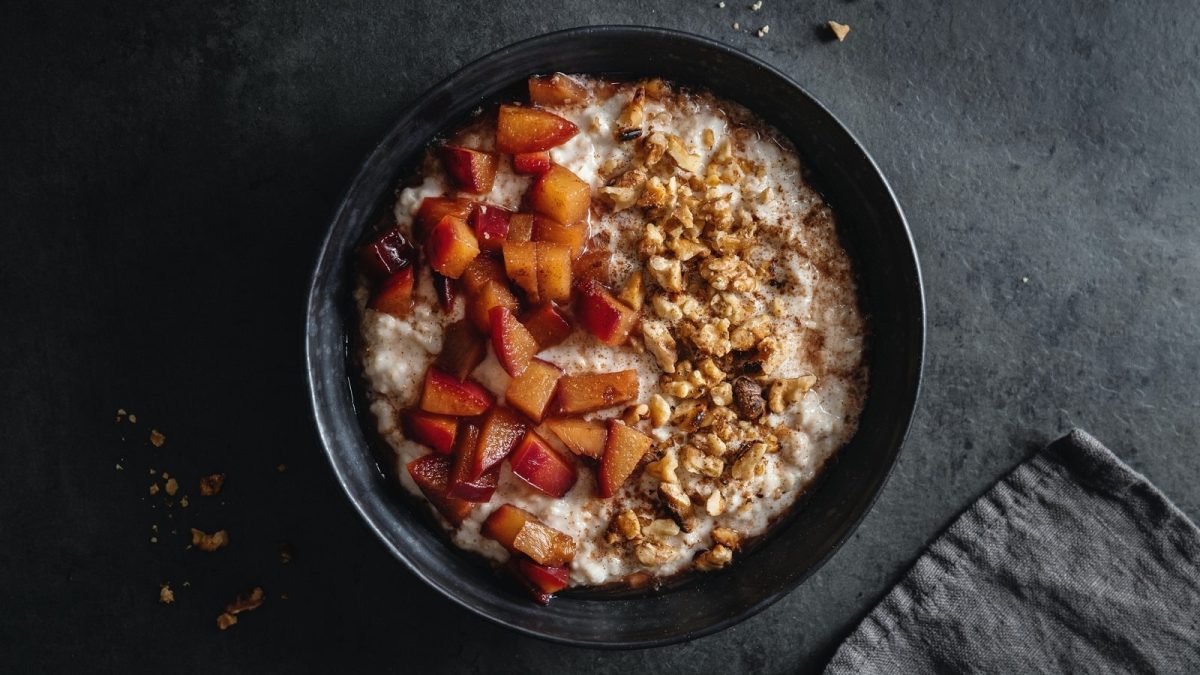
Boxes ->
[826,429,1200,673]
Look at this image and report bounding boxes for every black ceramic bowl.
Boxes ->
[306,26,923,647]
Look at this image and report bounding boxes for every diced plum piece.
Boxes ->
[369,267,415,318]
[360,227,417,282]
[406,454,473,525]
[506,213,536,243]
[459,255,507,297]
[502,241,540,302]
[554,370,639,415]
[503,558,553,605]
[447,423,499,502]
[573,249,613,285]
[510,430,577,498]
[441,146,498,194]
[522,304,572,350]
[496,104,579,153]
[403,410,458,455]
[415,196,474,240]
[472,407,527,479]
[419,368,494,416]
[470,204,512,251]
[515,557,570,595]
[536,243,572,303]
[490,306,539,377]
[527,165,591,226]
[576,277,638,345]
[544,417,607,459]
[467,280,519,333]
[528,73,589,106]
[433,320,486,380]
[532,217,587,258]
[432,271,458,311]
[482,504,577,566]
[505,358,562,422]
[513,151,552,175]
[598,419,654,498]
[426,215,481,279]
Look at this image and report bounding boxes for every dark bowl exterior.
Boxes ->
[306,26,924,647]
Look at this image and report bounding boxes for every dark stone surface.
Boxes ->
[2,1,1197,671]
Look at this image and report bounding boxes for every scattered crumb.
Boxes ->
[115,464,123,471]
[279,544,293,564]
[276,464,287,473]
[149,468,156,475]
[150,429,166,447]
[750,0,762,9]
[718,1,725,6]
[1022,276,1030,283]
[180,495,189,508]
[190,528,230,552]
[732,21,740,30]
[828,21,850,41]
[756,25,770,37]
[182,581,191,587]
[149,537,158,544]
[149,483,160,496]
[280,592,289,600]
[218,587,265,629]
[161,472,170,480]
[165,478,179,496]
[159,584,175,604]
[129,414,137,424]
[199,473,226,496]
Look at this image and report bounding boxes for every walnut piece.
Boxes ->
[190,528,229,552]
[659,481,696,532]
[705,489,727,516]
[199,473,225,497]
[648,394,671,427]
[828,21,850,41]
[731,442,767,481]
[695,544,734,571]
[642,321,678,374]
[712,526,742,549]
[636,540,679,566]
[644,449,679,483]
[616,509,643,541]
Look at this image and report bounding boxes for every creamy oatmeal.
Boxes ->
[354,74,866,602]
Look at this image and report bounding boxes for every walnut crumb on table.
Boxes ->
[149,429,166,447]
[217,587,265,631]
[159,584,175,604]
[199,473,225,496]
[828,21,851,41]
[190,528,229,552]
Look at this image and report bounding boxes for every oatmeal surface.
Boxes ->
[356,76,867,586]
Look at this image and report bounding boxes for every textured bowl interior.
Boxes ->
[306,26,924,648]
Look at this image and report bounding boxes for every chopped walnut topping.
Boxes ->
[642,321,678,373]
[659,482,696,532]
[217,613,238,630]
[615,87,646,139]
[651,294,683,321]
[644,518,681,540]
[710,382,733,407]
[682,445,724,478]
[693,320,732,357]
[636,540,678,566]
[662,380,696,399]
[768,375,817,413]
[159,584,175,604]
[702,128,715,149]
[643,131,668,166]
[149,429,166,447]
[733,377,766,420]
[712,526,741,549]
[622,403,649,426]
[669,237,709,262]
[648,394,671,427]
[149,483,160,496]
[164,478,178,497]
[618,270,645,310]
[199,473,225,496]
[218,586,265,630]
[666,135,703,174]
[695,544,734,571]
[616,509,643,541]
[644,449,679,483]
[190,528,229,552]
[648,255,683,292]
[706,489,727,516]
[731,442,768,481]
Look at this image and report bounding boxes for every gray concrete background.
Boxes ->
[2,1,1198,672]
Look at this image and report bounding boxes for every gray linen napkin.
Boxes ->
[826,429,1200,673]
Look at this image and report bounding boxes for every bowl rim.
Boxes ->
[306,24,925,648]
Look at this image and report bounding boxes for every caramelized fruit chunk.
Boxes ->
[512,151,552,175]
[506,213,537,243]
[527,165,591,226]
[403,410,458,455]
[447,423,499,502]
[490,306,540,377]
[459,255,507,296]
[419,368,494,416]
[535,243,573,303]
[533,217,587,259]
[432,271,457,311]
[472,407,527,478]
[467,280,519,333]
[502,241,541,302]
[406,454,473,525]
[441,146,498,194]
[510,430,577,498]
[369,267,415,318]
[470,204,512,251]
[360,227,417,282]
[598,419,654,498]
[505,358,562,422]
[522,304,572,350]
[544,417,607,459]
[505,557,569,605]
[576,277,638,345]
[415,197,474,240]
[482,504,577,566]
[554,370,639,415]
[496,104,579,153]
[426,215,481,279]
[528,73,589,106]
[573,249,613,285]
[433,320,486,380]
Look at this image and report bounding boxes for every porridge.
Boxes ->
[354,74,867,603]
